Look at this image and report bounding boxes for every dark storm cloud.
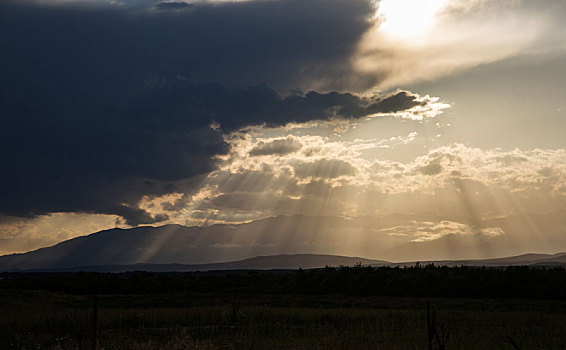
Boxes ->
[155,2,193,11]
[158,83,425,131]
[0,0,422,224]
[0,0,373,94]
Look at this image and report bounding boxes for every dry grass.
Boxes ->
[1,290,566,349]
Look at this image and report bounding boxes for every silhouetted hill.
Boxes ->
[0,216,392,271]
[388,252,566,267]
[9,254,387,273]
[0,216,565,271]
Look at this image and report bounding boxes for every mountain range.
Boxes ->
[0,215,565,272]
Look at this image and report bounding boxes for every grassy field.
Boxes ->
[2,289,566,349]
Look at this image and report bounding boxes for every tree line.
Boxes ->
[1,264,565,299]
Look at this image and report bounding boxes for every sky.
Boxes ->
[1,0,566,261]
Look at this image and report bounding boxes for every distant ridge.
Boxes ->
[3,252,566,273]
[0,218,565,272]
[8,254,389,273]
[388,252,566,268]
[406,252,566,266]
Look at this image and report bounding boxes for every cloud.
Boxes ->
[0,70,429,223]
[0,0,450,226]
[111,204,169,226]
[1,0,444,225]
[0,213,118,255]
[0,0,374,92]
[155,2,193,10]
[294,159,357,179]
[201,87,428,130]
[419,161,443,176]
[249,137,302,156]
[174,137,566,227]
[376,220,504,243]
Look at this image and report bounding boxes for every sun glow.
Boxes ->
[377,0,446,39]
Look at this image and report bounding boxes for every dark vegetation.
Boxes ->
[2,264,566,298]
[1,265,566,349]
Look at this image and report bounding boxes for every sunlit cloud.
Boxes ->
[365,94,451,120]
[248,136,303,157]
[148,124,566,227]
[377,220,504,242]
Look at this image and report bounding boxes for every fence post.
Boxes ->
[92,295,98,350]
[426,302,434,350]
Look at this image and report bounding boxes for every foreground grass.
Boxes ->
[1,290,566,349]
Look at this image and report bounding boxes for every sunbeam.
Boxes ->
[111,113,562,262]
